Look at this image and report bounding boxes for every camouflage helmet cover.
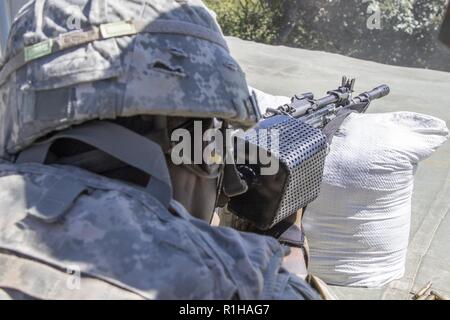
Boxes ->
[0,0,260,159]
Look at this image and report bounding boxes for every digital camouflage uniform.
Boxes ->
[0,0,319,299]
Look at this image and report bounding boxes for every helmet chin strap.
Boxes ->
[15,121,173,208]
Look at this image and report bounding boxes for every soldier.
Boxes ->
[0,0,319,299]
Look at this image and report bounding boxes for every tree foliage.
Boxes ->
[205,0,450,71]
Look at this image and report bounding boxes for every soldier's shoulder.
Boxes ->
[0,162,237,299]
[0,162,313,300]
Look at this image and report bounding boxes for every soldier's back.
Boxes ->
[0,161,317,300]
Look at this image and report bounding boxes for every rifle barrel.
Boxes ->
[355,84,390,102]
[299,84,390,128]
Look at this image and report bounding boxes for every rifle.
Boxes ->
[225,77,391,231]
[264,76,390,130]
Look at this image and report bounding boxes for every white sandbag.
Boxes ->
[250,87,291,114]
[303,112,449,287]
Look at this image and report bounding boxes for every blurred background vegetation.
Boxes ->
[204,0,450,72]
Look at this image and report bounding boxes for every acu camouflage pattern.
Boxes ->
[0,0,258,160]
[0,161,319,300]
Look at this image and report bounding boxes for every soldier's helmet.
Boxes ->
[0,0,259,160]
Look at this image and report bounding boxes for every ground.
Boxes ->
[226,36,450,300]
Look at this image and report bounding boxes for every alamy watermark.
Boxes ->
[66,6,83,31]
[170,121,280,176]
[66,265,81,290]
[364,0,382,30]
